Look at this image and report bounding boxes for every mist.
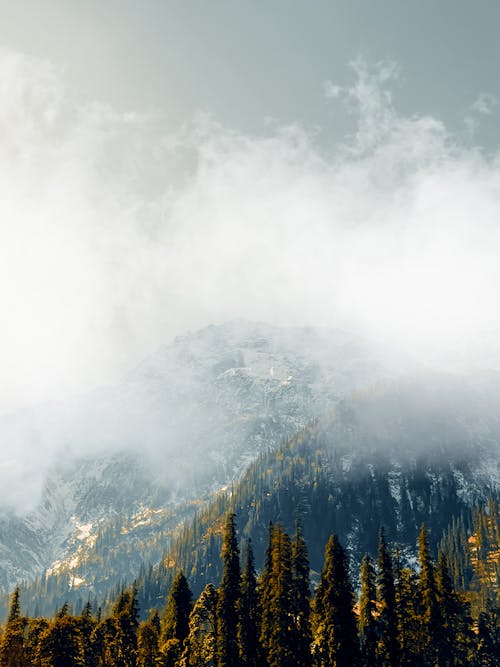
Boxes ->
[1,50,500,415]
[2,50,500,512]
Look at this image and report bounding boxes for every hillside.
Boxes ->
[0,321,397,595]
[17,374,500,617]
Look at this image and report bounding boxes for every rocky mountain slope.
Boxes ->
[0,320,399,594]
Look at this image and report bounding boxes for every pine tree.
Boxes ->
[161,571,193,646]
[291,521,312,667]
[36,615,86,667]
[435,551,473,666]
[376,528,399,666]
[7,588,21,624]
[181,583,218,667]
[111,586,140,667]
[137,619,159,667]
[394,555,420,667]
[418,524,440,665]
[259,522,275,659]
[313,534,358,667]
[358,554,377,666]
[216,512,240,667]
[266,525,295,667]
[238,539,261,667]
[24,618,49,667]
[0,587,27,667]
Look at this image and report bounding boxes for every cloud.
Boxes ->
[1,49,500,428]
[471,92,498,116]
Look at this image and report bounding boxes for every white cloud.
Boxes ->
[1,51,500,421]
[471,92,498,116]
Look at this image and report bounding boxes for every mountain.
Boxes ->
[130,375,500,612]
[0,320,399,595]
[17,373,500,618]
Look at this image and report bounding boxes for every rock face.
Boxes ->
[0,320,398,592]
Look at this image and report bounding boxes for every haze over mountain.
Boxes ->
[0,321,400,589]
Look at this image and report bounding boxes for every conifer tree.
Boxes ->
[259,522,275,659]
[435,551,472,666]
[216,512,240,667]
[162,571,192,646]
[36,615,86,667]
[7,588,21,624]
[266,525,295,667]
[24,618,49,667]
[0,587,27,667]
[313,534,358,667]
[358,554,378,666]
[137,619,159,667]
[181,583,218,667]
[376,528,399,666]
[291,521,312,667]
[111,586,140,667]
[238,539,261,667]
[394,555,420,667]
[418,524,440,665]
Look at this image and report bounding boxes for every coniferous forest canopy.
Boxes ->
[1,510,499,666]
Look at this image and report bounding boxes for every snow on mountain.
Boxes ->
[0,320,401,592]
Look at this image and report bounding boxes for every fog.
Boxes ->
[2,50,500,511]
[1,51,500,415]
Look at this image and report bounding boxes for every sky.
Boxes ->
[2,1,500,412]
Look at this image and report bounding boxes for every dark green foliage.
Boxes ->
[216,513,240,667]
[291,522,312,667]
[418,524,440,665]
[0,514,494,667]
[161,572,192,647]
[313,534,358,667]
[7,590,20,625]
[358,555,377,666]
[394,553,421,667]
[136,619,159,667]
[376,528,399,666]
[181,583,218,667]
[0,588,26,667]
[0,618,27,667]
[36,615,86,667]
[238,540,261,667]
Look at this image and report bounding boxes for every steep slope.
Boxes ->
[135,375,500,609]
[0,321,397,593]
[17,374,500,617]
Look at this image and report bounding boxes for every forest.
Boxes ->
[1,509,499,667]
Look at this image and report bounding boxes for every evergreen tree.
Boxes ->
[435,552,473,666]
[216,512,240,667]
[137,619,159,667]
[181,583,218,667]
[418,524,440,665]
[259,522,275,659]
[313,534,358,667]
[161,571,192,646]
[266,525,295,667]
[111,586,140,667]
[24,618,49,667]
[291,521,312,667]
[7,589,21,624]
[36,615,86,667]
[394,555,420,667]
[358,554,377,666]
[0,588,27,667]
[376,528,399,666]
[238,539,261,667]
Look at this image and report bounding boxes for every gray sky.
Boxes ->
[2,2,500,412]
[2,1,500,145]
